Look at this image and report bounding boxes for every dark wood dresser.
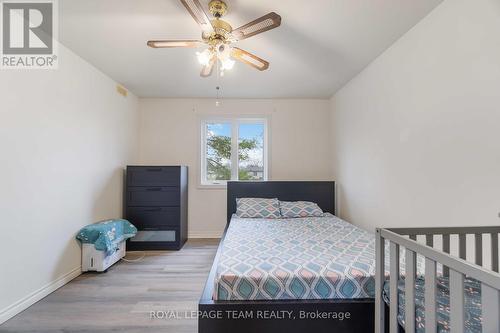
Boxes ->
[125,166,188,250]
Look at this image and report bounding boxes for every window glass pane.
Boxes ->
[238,122,265,180]
[205,122,232,182]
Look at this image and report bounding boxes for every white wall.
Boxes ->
[330,0,500,233]
[139,99,333,237]
[0,46,139,323]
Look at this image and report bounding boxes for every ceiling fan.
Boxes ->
[147,0,281,77]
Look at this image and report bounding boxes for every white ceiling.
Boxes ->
[60,0,443,98]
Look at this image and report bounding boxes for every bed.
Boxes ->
[215,213,377,301]
[375,227,500,333]
[198,181,375,333]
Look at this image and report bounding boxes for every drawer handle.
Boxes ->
[147,168,162,172]
[146,188,162,192]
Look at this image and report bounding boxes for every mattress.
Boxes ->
[214,213,379,300]
[382,277,482,332]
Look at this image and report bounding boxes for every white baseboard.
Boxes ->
[0,266,82,325]
[188,231,222,239]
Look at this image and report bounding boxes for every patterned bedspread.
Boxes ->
[214,213,378,300]
[383,277,482,332]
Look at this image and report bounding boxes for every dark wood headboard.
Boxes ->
[226,181,335,223]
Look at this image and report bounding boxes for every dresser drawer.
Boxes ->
[130,229,177,242]
[127,187,180,206]
[126,207,179,227]
[127,167,180,187]
[127,227,181,250]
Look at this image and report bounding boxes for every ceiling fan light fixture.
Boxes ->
[217,45,234,71]
[217,44,231,58]
[221,58,235,70]
[148,0,281,77]
[196,48,214,66]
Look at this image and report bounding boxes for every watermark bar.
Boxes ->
[149,309,352,321]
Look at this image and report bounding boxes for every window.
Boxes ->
[201,118,268,186]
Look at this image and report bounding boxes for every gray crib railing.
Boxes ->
[375,226,500,333]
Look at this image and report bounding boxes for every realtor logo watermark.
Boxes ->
[1,0,58,69]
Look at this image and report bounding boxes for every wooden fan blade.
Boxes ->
[231,47,269,71]
[147,40,203,48]
[179,0,213,33]
[200,56,216,77]
[231,12,281,41]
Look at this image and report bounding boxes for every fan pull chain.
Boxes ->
[215,59,222,107]
[215,86,221,107]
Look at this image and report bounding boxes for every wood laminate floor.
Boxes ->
[0,239,219,333]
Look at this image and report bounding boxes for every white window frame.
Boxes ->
[200,117,269,187]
